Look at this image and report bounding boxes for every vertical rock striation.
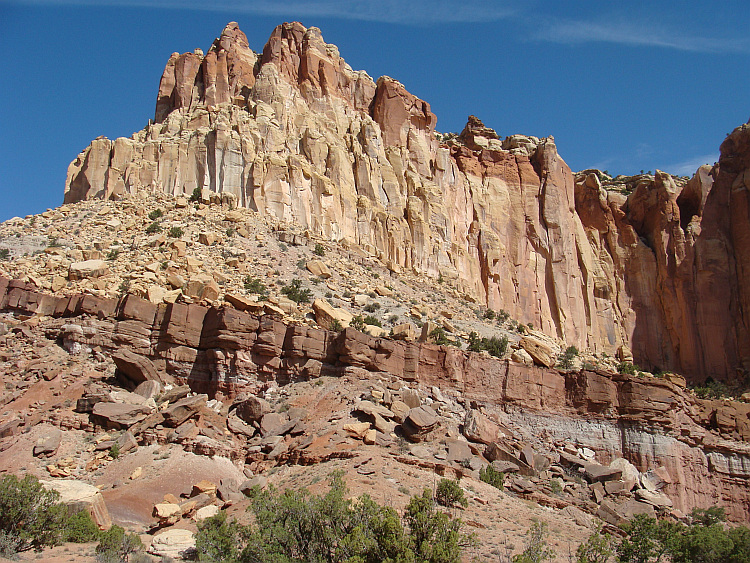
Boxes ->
[63,21,750,384]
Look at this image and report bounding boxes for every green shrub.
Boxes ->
[479,465,504,490]
[314,243,325,256]
[65,510,100,543]
[576,524,613,563]
[512,520,554,563]
[109,443,120,459]
[106,249,120,261]
[168,226,184,238]
[189,187,202,202]
[296,258,306,270]
[351,315,365,331]
[118,280,131,296]
[145,221,161,234]
[95,524,144,563]
[0,249,9,260]
[558,345,579,370]
[483,309,496,320]
[617,362,639,375]
[364,302,381,313]
[194,473,472,563]
[363,315,382,327]
[0,474,69,555]
[243,276,268,296]
[281,279,312,304]
[430,327,452,346]
[435,479,468,509]
[329,319,343,332]
[467,332,508,358]
[148,209,163,220]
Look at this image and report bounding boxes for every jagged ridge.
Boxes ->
[63,21,750,384]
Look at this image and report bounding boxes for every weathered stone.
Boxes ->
[149,528,196,560]
[162,395,207,427]
[42,479,112,530]
[519,336,556,368]
[34,428,62,457]
[463,409,501,444]
[313,298,352,330]
[92,402,151,429]
[112,349,162,384]
[306,260,331,279]
[402,406,439,442]
[68,260,108,280]
[234,394,271,423]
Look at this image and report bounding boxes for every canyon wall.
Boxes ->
[63,22,750,383]
[2,274,750,520]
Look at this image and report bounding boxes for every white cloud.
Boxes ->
[533,18,750,54]
[9,0,516,24]
[661,153,717,176]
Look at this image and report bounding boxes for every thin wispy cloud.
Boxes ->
[9,0,517,24]
[662,154,717,176]
[533,18,750,54]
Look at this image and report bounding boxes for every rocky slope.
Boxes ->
[61,21,750,384]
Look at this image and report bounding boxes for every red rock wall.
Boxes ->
[3,276,750,519]
[62,21,750,385]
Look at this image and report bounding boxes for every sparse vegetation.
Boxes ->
[467,332,508,358]
[557,345,579,370]
[479,465,504,490]
[145,221,161,234]
[109,442,120,459]
[364,302,381,313]
[148,209,163,220]
[617,362,640,375]
[0,249,10,260]
[189,187,202,202]
[575,524,613,563]
[281,279,312,304]
[314,242,325,256]
[435,478,468,509]
[106,249,120,261]
[329,319,343,332]
[194,472,473,563]
[512,520,554,563]
[168,226,183,238]
[95,524,145,563]
[350,315,365,331]
[363,315,382,327]
[0,474,68,556]
[244,276,268,296]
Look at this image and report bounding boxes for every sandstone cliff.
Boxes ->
[3,276,750,521]
[63,21,750,384]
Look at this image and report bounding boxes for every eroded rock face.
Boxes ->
[62,21,750,384]
[4,276,750,520]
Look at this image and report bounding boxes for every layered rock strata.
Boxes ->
[63,21,750,384]
[2,275,750,520]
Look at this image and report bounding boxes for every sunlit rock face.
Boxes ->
[64,21,750,384]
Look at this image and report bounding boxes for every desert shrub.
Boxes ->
[145,221,161,234]
[0,249,9,260]
[617,362,639,375]
[194,473,472,563]
[576,524,613,563]
[65,510,101,543]
[364,302,381,313]
[350,315,365,331]
[96,524,144,563]
[109,443,120,459]
[388,314,399,324]
[512,520,554,563]
[314,243,325,256]
[106,249,120,261]
[558,345,579,370]
[189,187,202,202]
[467,332,508,358]
[363,315,382,327]
[148,209,163,220]
[483,309,496,320]
[430,327,451,346]
[243,276,267,296]
[691,379,731,399]
[329,319,343,332]
[168,226,184,238]
[435,479,467,509]
[281,279,312,304]
[479,465,504,490]
[0,474,69,555]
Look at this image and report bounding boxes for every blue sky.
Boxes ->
[1,1,748,222]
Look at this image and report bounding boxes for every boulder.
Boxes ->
[519,336,556,368]
[389,400,410,423]
[402,406,439,442]
[609,458,639,491]
[239,476,268,495]
[92,402,151,429]
[112,349,162,384]
[635,489,673,508]
[162,395,207,427]
[510,348,534,366]
[134,380,162,400]
[68,260,108,280]
[195,505,220,521]
[343,422,371,439]
[312,298,352,330]
[234,394,271,423]
[33,428,62,457]
[149,528,196,560]
[391,323,416,341]
[42,479,111,530]
[463,409,501,444]
[306,259,331,279]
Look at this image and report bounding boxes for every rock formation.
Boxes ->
[2,275,750,521]
[63,21,750,384]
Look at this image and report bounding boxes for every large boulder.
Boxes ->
[519,336,557,368]
[42,479,111,530]
[162,395,208,427]
[313,299,352,330]
[463,409,501,444]
[112,349,162,385]
[234,394,271,424]
[148,528,196,560]
[68,260,108,280]
[92,402,151,429]
[401,406,439,442]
